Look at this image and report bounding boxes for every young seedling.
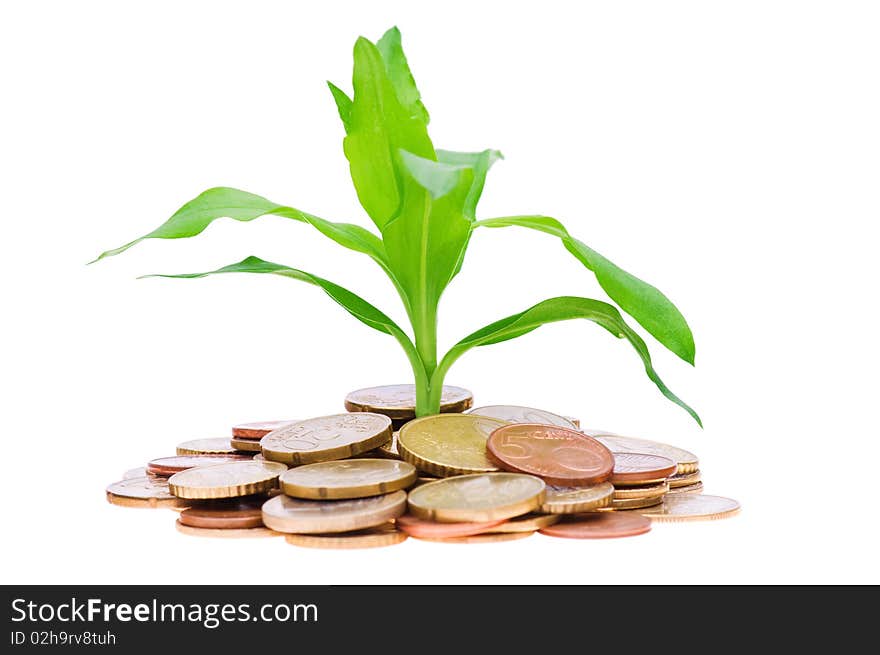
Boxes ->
[92,27,700,424]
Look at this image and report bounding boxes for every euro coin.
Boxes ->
[467,405,577,429]
[175,521,280,539]
[612,481,669,500]
[261,491,406,534]
[637,494,740,522]
[364,432,401,460]
[486,513,560,533]
[668,469,702,488]
[590,433,699,475]
[106,476,188,509]
[539,512,651,539]
[608,495,664,510]
[178,497,266,529]
[168,461,286,499]
[406,473,545,523]
[176,438,240,455]
[230,437,262,452]
[419,532,534,544]
[344,384,473,421]
[611,452,677,486]
[397,414,505,477]
[232,420,296,439]
[284,523,407,549]
[666,481,704,495]
[146,454,251,477]
[539,482,614,514]
[260,413,392,465]
[395,514,506,539]
[280,459,417,499]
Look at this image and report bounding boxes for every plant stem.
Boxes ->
[414,304,438,416]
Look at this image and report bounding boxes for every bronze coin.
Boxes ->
[539,512,652,539]
[486,424,614,486]
[178,497,266,529]
[232,420,297,439]
[395,514,506,539]
[344,384,473,421]
[175,521,281,539]
[611,452,678,486]
[230,436,263,452]
[146,454,252,477]
[420,532,534,544]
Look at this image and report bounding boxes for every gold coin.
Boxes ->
[413,476,441,487]
[486,514,560,533]
[260,413,392,465]
[418,531,534,544]
[280,459,417,499]
[284,523,407,549]
[344,384,473,420]
[636,494,740,522]
[106,476,189,509]
[466,405,578,430]
[122,467,147,480]
[174,521,282,539]
[406,473,545,523]
[365,432,401,460]
[230,437,262,452]
[590,433,699,475]
[609,494,665,510]
[176,438,239,455]
[668,469,702,488]
[168,461,287,499]
[397,413,506,477]
[667,481,704,495]
[539,482,614,514]
[261,490,407,534]
[612,481,669,500]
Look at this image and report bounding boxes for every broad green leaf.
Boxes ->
[142,255,426,384]
[399,150,468,199]
[344,37,434,229]
[436,296,701,426]
[327,81,353,132]
[376,26,430,124]
[436,149,503,220]
[90,187,387,267]
[473,215,696,365]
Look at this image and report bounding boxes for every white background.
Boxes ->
[2,1,878,584]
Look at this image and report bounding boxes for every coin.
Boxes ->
[539,482,614,514]
[146,454,252,477]
[486,514,560,533]
[611,452,677,486]
[413,476,441,487]
[344,384,473,421]
[175,521,281,539]
[590,433,699,475]
[406,473,545,523]
[395,515,506,539]
[122,467,147,480]
[168,461,287,499]
[636,494,740,522]
[280,459,417,499]
[178,497,266,529]
[612,481,669,500]
[487,424,614,486]
[261,491,407,534]
[608,495,664,510]
[539,512,652,539]
[467,405,578,429]
[397,414,506,477]
[668,469,702,488]
[365,432,401,460]
[260,413,392,465]
[106,476,188,509]
[419,532,534,544]
[230,436,262,452]
[285,523,407,549]
[176,438,240,455]
[232,420,296,439]
[666,481,704,495]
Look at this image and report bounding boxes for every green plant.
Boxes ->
[92,27,700,425]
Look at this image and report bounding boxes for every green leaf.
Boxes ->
[327,81,353,132]
[376,26,430,124]
[436,149,503,220]
[143,256,426,385]
[343,37,434,229]
[90,187,387,267]
[435,296,701,426]
[399,150,468,199]
[473,215,696,365]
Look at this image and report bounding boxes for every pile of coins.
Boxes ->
[105,384,740,548]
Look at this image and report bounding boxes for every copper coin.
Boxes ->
[146,454,252,477]
[420,532,534,544]
[487,514,560,533]
[539,512,652,539]
[284,523,407,549]
[230,436,263,452]
[486,424,614,486]
[344,384,473,421]
[178,497,266,529]
[395,514,506,539]
[232,420,296,439]
[174,521,281,539]
[611,452,678,486]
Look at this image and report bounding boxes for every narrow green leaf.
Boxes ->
[142,256,425,381]
[473,215,696,365]
[399,150,468,199]
[436,296,701,426]
[327,81,353,132]
[436,149,503,220]
[90,187,387,267]
[376,26,430,125]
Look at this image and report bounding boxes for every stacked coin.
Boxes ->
[105,394,739,548]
